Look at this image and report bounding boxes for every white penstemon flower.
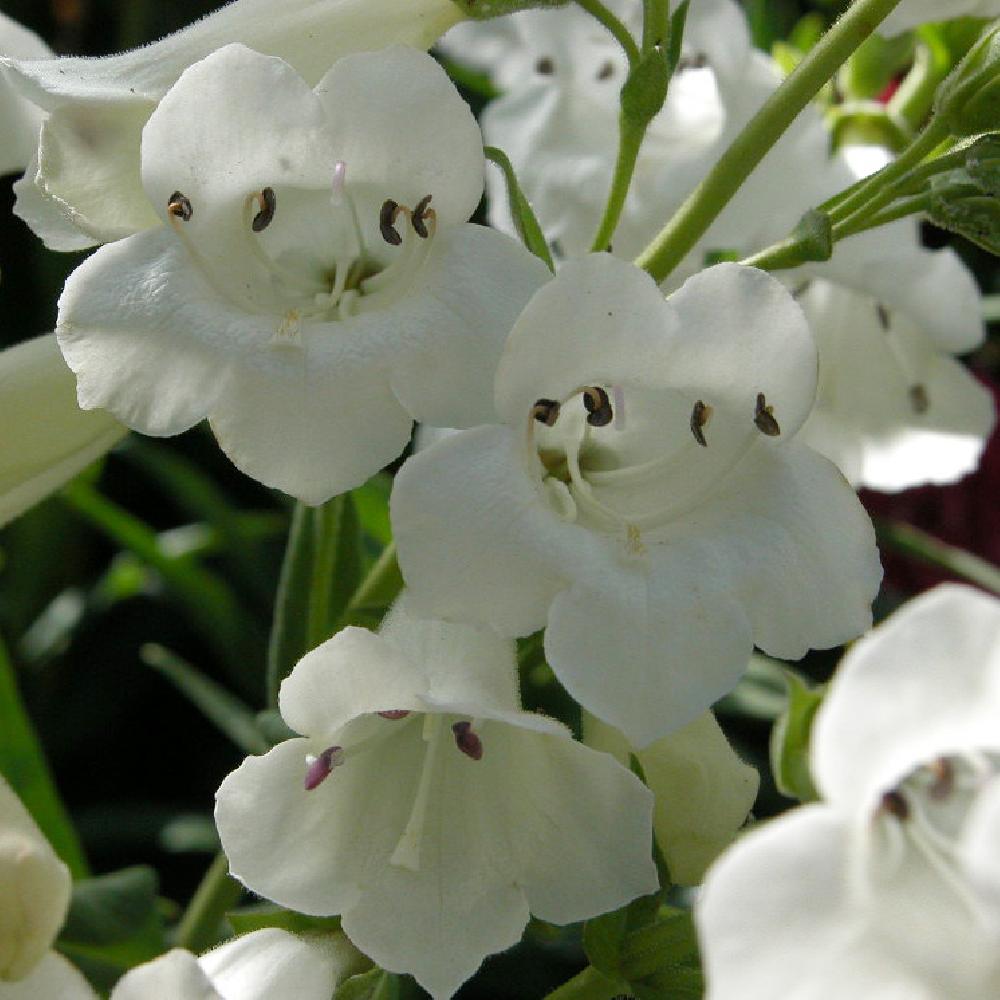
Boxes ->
[0,776,96,999]
[0,12,51,177]
[54,43,548,503]
[215,599,658,999]
[0,334,126,528]
[697,585,1000,999]
[108,928,361,1000]
[3,0,465,250]
[879,2,1000,36]
[391,254,882,747]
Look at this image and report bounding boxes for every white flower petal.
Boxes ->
[56,229,236,437]
[109,949,220,1000]
[0,334,126,529]
[879,1,1000,36]
[544,554,754,747]
[392,425,603,636]
[0,952,97,999]
[388,224,550,430]
[584,711,759,886]
[674,441,881,661]
[0,776,71,981]
[200,928,357,999]
[813,586,1000,815]
[315,46,484,230]
[961,776,1000,916]
[0,13,51,176]
[12,164,101,252]
[697,806,936,1000]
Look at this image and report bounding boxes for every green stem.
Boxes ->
[341,542,403,625]
[826,116,949,224]
[634,0,905,283]
[876,520,1000,596]
[174,852,243,953]
[832,191,931,240]
[543,966,629,1000]
[306,503,341,650]
[576,0,640,66]
[590,118,647,252]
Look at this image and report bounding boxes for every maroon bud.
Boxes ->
[378,709,411,720]
[452,721,483,761]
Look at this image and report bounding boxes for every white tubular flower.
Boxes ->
[795,279,995,491]
[0,13,51,177]
[215,600,658,999]
[880,2,1000,36]
[109,928,361,1000]
[55,44,548,504]
[4,0,464,249]
[697,585,1000,1000]
[0,775,71,982]
[584,711,758,886]
[0,953,96,1000]
[0,334,126,528]
[391,255,882,748]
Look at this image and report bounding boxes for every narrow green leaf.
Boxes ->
[620,911,699,981]
[141,644,270,756]
[335,968,385,1000]
[666,0,689,72]
[484,146,556,271]
[583,908,628,976]
[769,671,825,802]
[341,543,404,629]
[0,631,88,877]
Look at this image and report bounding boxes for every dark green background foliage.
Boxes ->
[0,2,997,997]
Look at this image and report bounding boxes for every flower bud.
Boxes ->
[0,777,71,981]
[935,23,1000,137]
[0,334,126,528]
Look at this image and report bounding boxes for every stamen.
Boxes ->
[251,187,277,233]
[380,199,402,246]
[378,710,411,720]
[167,191,193,222]
[411,194,434,239]
[875,303,891,331]
[928,758,954,800]
[331,160,347,205]
[532,398,561,427]
[535,56,555,75]
[753,392,781,436]
[880,789,910,820]
[596,61,615,80]
[452,721,483,761]
[690,400,713,447]
[909,384,929,415]
[583,386,613,427]
[303,745,343,790]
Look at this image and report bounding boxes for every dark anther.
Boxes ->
[880,789,910,821]
[411,194,433,239]
[753,392,781,436]
[690,400,712,447]
[251,186,277,233]
[676,52,708,72]
[304,745,342,791]
[452,721,483,761]
[377,709,411,720]
[583,386,613,427]
[380,199,402,246]
[875,303,891,331]
[535,55,555,75]
[909,384,929,415]
[929,758,954,800]
[596,61,615,81]
[167,191,193,222]
[532,398,561,427]
[791,280,811,300]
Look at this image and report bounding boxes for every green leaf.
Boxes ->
[769,671,825,801]
[583,908,628,977]
[60,866,160,946]
[715,652,790,721]
[267,495,364,704]
[255,709,297,745]
[227,903,342,936]
[341,542,404,630]
[620,910,699,981]
[936,22,1000,136]
[141,644,270,756]
[484,146,555,271]
[632,964,704,999]
[0,631,88,877]
[928,166,1000,255]
[336,968,385,1000]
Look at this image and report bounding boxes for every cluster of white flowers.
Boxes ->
[0,0,997,996]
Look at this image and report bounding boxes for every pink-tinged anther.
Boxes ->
[378,709,411,720]
[332,160,347,204]
[451,721,483,761]
[304,745,343,790]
